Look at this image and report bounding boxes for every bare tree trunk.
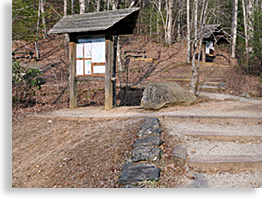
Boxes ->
[190,0,198,93]
[247,0,254,52]
[35,0,41,59]
[96,0,101,12]
[242,0,249,64]
[71,0,75,14]
[166,0,174,46]
[79,0,85,14]
[40,0,47,39]
[186,0,191,63]
[231,0,238,58]
[64,0,69,50]
[177,0,181,41]
[157,0,161,43]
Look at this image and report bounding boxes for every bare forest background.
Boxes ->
[12,0,262,119]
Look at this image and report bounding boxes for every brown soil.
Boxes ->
[12,117,141,188]
[12,116,187,188]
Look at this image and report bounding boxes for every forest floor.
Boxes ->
[12,35,262,188]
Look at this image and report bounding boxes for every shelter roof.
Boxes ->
[194,24,229,44]
[201,24,222,38]
[48,8,140,35]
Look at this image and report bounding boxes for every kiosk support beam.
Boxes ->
[105,31,114,110]
[69,42,77,108]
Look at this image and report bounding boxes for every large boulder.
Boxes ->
[141,82,199,110]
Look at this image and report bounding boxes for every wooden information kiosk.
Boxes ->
[48,8,140,110]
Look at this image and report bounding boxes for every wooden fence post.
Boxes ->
[105,31,114,110]
[69,42,77,108]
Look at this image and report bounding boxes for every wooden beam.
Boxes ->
[202,42,206,62]
[105,31,114,110]
[69,42,77,108]
[130,58,156,62]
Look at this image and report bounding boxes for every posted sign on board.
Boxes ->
[75,35,106,77]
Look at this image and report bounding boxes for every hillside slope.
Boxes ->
[12,35,262,120]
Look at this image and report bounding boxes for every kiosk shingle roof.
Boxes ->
[48,8,140,35]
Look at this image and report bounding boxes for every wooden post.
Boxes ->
[105,31,114,110]
[202,42,206,62]
[190,41,193,61]
[214,41,217,56]
[69,42,77,108]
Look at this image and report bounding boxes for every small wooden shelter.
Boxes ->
[193,24,229,62]
[48,8,140,109]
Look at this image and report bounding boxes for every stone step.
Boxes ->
[177,131,262,142]
[188,155,262,172]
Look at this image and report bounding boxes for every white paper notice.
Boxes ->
[85,60,92,75]
[93,65,105,73]
[84,43,92,58]
[205,41,214,54]
[76,60,84,75]
[91,35,105,63]
[76,44,84,58]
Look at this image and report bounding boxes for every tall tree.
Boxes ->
[231,0,238,58]
[165,0,175,45]
[79,0,86,14]
[71,0,75,14]
[35,0,41,59]
[177,0,181,41]
[96,0,101,12]
[189,0,198,93]
[40,0,47,38]
[186,0,191,63]
[242,0,249,64]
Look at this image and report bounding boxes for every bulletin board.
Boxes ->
[75,35,106,77]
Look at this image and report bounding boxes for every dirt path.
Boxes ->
[31,93,262,120]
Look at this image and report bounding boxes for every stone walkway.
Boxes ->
[118,118,163,187]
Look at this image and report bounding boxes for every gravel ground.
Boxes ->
[176,170,262,188]
[164,122,262,156]
[162,119,262,188]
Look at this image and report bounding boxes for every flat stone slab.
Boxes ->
[132,147,163,162]
[188,155,262,172]
[138,117,162,138]
[118,159,161,185]
[141,118,160,130]
[132,136,163,148]
[138,127,162,138]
